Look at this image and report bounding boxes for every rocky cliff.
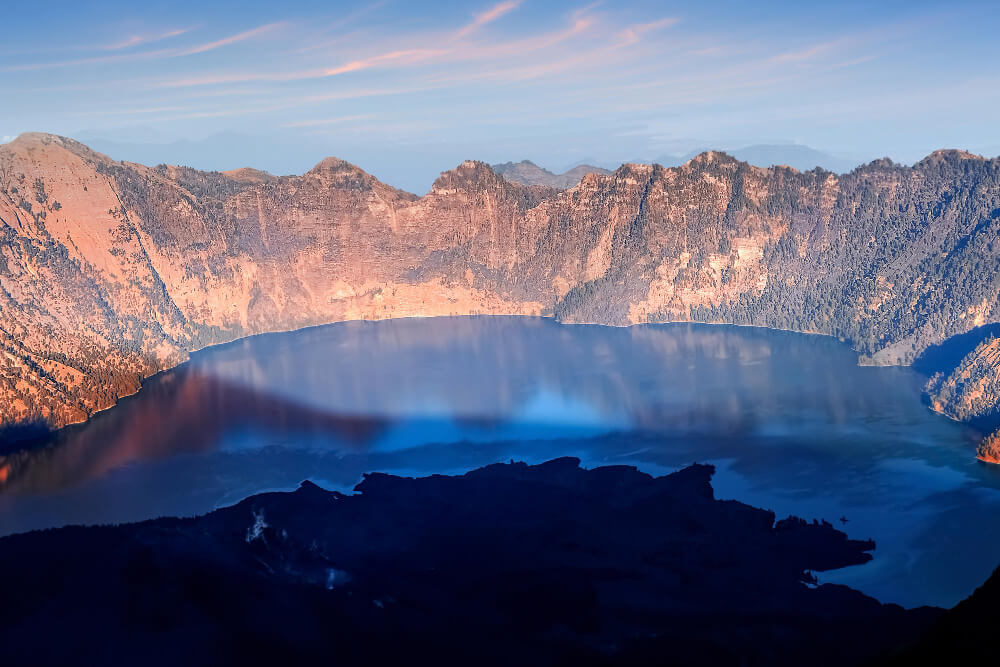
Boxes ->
[2,134,999,441]
[976,430,1000,464]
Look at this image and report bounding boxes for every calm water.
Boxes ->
[2,316,999,608]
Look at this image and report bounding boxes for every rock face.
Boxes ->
[976,430,1000,464]
[492,159,611,188]
[2,133,1000,432]
[0,458,940,666]
[925,336,1000,427]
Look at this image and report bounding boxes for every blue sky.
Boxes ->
[2,0,998,191]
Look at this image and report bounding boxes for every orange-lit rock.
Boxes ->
[977,431,1000,464]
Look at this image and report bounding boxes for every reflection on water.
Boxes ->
[1,316,999,607]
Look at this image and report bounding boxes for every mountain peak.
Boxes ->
[685,150,739,167]
[3,132,109,164]
[492,160,610,189]
[307,156,364,175]
[431,160,502,193]
[916,149,984,167]
[221,167,277,184]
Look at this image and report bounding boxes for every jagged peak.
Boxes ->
[615,161,656,174]
[303,156,418,198]
[430,160,502,193]
[458,159,493,171]
[494,159,540,168]
[607,162,659,184]
[684,150,740,167]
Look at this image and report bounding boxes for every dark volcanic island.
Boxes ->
[0,458,943,666]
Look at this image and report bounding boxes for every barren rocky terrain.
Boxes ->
[1,133,998,448]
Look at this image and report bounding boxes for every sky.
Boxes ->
[2,0,999,192]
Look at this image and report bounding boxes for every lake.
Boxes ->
[1,316,998,608]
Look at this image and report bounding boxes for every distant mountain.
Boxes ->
[2,134,1000,459]
[729,144,862,173]
[492,160,611,189]
[73,131,314,178]
[643,144,862,174]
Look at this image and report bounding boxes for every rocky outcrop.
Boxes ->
[1,134,1000,435]
[0,458,940,666]
[492,159,611,188]
[926,336,1000,426]
[976,430,1000,464]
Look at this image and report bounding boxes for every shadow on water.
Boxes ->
[0,369,387,497]
[0,420,54,456]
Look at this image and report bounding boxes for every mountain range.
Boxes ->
[492,160,611,188]
[1,133,999,450]
[640,144,863,174]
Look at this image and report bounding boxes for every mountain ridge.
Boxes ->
[492,159,612,189]
[2,133,999,454]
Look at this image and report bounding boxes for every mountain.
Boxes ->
[0,457,940,666]
[2,134,1000,454]
[728,144,861,173]
[646,144,862,173]
[492,160,611,188]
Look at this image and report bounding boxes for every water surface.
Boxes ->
[2,316,998,608]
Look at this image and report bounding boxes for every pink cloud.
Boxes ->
[103,27,194,51]
[616,17,679,47]
[175,22,285,56]
[455,1,523,38]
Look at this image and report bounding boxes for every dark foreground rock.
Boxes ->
[0,458,940,666]
[878,563,1000,666]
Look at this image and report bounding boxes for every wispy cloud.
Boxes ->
[769,39,842,64]
[284,114,373,127]
[2,0,952,170]
[175,22,285,56]
[1,47,177,72]
[616,18,679,47]
[103,27,194,51]
[1,22,285,72]
[324,48,446,76]
[455,1,523,38]
[74,105,191,116]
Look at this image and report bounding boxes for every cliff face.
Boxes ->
[926,337,1000,424]
[1,133,999,432]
